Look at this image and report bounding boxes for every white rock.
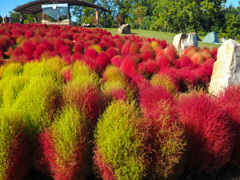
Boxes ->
[209,39,240,96]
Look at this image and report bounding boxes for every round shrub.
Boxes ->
[177,92,234,172]
[94,100,147,180]
[37,106,91,179]
[12,76,62,139]
[63,81,101,126]
[217,85,240,167]
[139,86,186,179]
[0,111,32,180]
[120,55,138,78]
[150,73,178,95]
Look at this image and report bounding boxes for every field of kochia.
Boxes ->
[0,23,240,180]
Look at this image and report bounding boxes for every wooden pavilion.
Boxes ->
[13,0,110,27]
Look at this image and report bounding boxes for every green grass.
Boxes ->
[103,28,224,49]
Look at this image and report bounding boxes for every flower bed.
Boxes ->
[0,23,239,179]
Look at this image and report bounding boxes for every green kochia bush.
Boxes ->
[22,57,66,84]
[12,76,62,139]
[38,106,91,180]
[1,63,23,78]
[101,66,135,104]
[94,100,147,180]
[0,111,32,180]
[2,75,28,109]
[71,61,100,87]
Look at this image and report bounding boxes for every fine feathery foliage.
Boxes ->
[139,86,186,179]
[22,57,66,84]
[177,91,234,172]
[71,61,100,88]
[12,76,62,140]
[150,73,178,96]
[63,80,101,126]
[37,106,91,180]
[94,100,147,180]
[0,111,32,180]
[217,85,240,167]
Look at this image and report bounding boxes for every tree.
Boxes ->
[152,0,227,33]
[97,0,115,27]
[113,0,134,23]
[9,11,41,24]
[72,0,97,25]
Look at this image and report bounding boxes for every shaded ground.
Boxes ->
[24,163,240,180]
[178,163,240,180]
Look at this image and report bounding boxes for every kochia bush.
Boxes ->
[0,112,32,180]
[177,92,233,172]
[37,106,91,180]
[217,85,240,167]
[94,100,147,180]
[139,86,186,179]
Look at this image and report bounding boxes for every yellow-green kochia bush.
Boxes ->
[22,57,66,84]
[1,62,23,78]
[12,76,62,139]
[37,106,91,180]
[2,75,28,109]
[0,111,32,180]
[100,65,135,104]
[94,100,147,180]
[71,61,100,87]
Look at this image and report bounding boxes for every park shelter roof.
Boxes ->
[13,0,111,15]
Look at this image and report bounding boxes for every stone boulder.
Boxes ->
[118,24,131,34]
[173,33,198,52]
[209,39,240,96]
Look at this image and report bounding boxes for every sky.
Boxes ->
[0,0,239,18]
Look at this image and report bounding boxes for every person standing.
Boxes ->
[20,15,24,24]
[2,14,8,23]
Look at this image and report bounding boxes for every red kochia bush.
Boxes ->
[141,50,155,62]
[211,47,218,60]
[217,85,240,167]
[159,39,167,48]
[139,86,186,179]
[129,42,140,55]
[121,40,131,55]
[177,92,233,172]
[120,55,138,78]
[164,44,177,61]
[58,45,72,57]
[156,55,172,69]
[138,60,159,78]
[139,85,174,117]
[111,55,123,67]
[95,51,111,73]
[84,48,98,59]
[106,47,119,59]
[0,35,11,51]
[73,42,84,54]
[22,41,36,60]
[179,55,194,68]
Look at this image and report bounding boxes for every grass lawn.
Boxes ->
[103,28,226,49]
